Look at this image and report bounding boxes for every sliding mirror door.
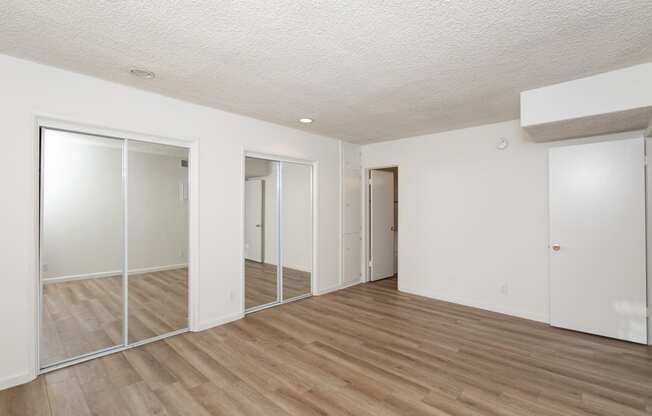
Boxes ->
[40,127,191,370]
[244,157,279,310]
[40,129,124,367]
[281,162,312,300]
[244,156,312,313]
[127,141,189,343]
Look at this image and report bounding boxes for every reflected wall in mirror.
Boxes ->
[244,157,279,310]
[128,141,189,343]
[40,128,124,367]
[282,162,312,300]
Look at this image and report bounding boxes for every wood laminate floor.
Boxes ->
[5,277,652,415]
[245,260,311,309]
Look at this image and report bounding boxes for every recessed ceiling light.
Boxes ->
[130,69,155,79]
[299,118,313,124]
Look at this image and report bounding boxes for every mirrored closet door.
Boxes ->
[40,129,124,367]
[128,141,189,343]
[244,156,312,313]
[39,127,189,370]
[281,162,312,301]
[244,158,279,310]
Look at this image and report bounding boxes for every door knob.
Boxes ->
[551,244,560,251]
[255,224,261,228]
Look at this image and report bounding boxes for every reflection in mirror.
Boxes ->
[244,157,279,309]
[40,129,124,367]
[282,162,312,300]
[128,141,189,343]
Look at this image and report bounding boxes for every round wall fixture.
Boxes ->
[496,138,509,150]
[129,69,155,79]
[299,118,314,124]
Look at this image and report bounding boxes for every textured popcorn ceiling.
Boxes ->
[1,1,651,143]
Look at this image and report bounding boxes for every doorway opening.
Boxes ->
[243,155,314,313]
[365,166,398,283]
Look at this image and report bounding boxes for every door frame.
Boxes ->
[33,115,199,376]
[363,165,398,283]
[241,151,318,314]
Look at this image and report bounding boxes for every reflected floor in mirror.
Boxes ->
[244,260,311,310]
[41,268,188,368]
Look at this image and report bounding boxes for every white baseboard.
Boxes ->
[194,312,244,332]
[316,279,361,296]
[399,286,548,324]
[43,263,188,285]
[0,371,34,391]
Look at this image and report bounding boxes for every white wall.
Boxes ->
[41,130,189,281]
[362,120,645,324]
[0,53,342,389]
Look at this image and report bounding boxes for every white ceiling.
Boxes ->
[2,1,651,143]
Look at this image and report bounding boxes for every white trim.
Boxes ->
[240,152,247,314]
[123,138,129,348]
[399,286,548,323]
[316,280,361,296]
[187,140,200,332]
[34,115,193,149]
[194,312,244,332]
[42,264,189,284]
[338,140,344,288]
[0,372,34,391]
[33,119,43,383]
[277,159,283,305]
[245,151,316,166]
[30,130,188,157]
[311,160,319,298]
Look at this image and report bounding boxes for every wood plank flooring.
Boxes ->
[5,277,652,415]
[244,260,311,309]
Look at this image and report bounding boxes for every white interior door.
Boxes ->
[370,170,395,281]
[549,137,647,344]
[245,179,263,262]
